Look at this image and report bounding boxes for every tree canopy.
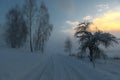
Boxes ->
[75,22,118,61]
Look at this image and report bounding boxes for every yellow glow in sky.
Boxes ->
[89,11,120,32]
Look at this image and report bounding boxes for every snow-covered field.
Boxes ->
[0,48,120,80]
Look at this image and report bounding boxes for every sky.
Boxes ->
[0,0,120,56]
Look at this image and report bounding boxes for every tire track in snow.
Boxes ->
[18,56,52,80]
[59,55,86,80]
[39,56,54,80]
[52,55,72,80]
[17,54,120,80]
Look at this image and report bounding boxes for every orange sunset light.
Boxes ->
[89,11,120,32]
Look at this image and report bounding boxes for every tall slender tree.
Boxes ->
[23,0,37,52]
[33,1,53,53]
[5,6,28,48]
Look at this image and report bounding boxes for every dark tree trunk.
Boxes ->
[29,11,33,52]
[89,47,93,62]
[30,24,33,52]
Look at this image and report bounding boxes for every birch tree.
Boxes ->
[23,0,37,52]
[33,1,53,53]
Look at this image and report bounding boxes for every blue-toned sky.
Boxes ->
[0,0,120,56]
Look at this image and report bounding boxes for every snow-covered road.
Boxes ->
[0,53,120,80]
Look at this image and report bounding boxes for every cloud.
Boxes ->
[97,4,109,12]
[61,21,80,35]
[66,21,80,27]
[62,28,74,35]
[83,16,92,20]
[89,10,120,32]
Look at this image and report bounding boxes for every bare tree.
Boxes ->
[5,6,28,48]
[64,37,72,55]
[23,0,37,52]
[33,1,53,53]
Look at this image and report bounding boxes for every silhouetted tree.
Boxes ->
[5,6,28,48]
[33,1,53,53]
[75,22,118,62]
[64,37,72,55]
[23,0,37,52]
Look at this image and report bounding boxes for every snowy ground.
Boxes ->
[0,48,120,80]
